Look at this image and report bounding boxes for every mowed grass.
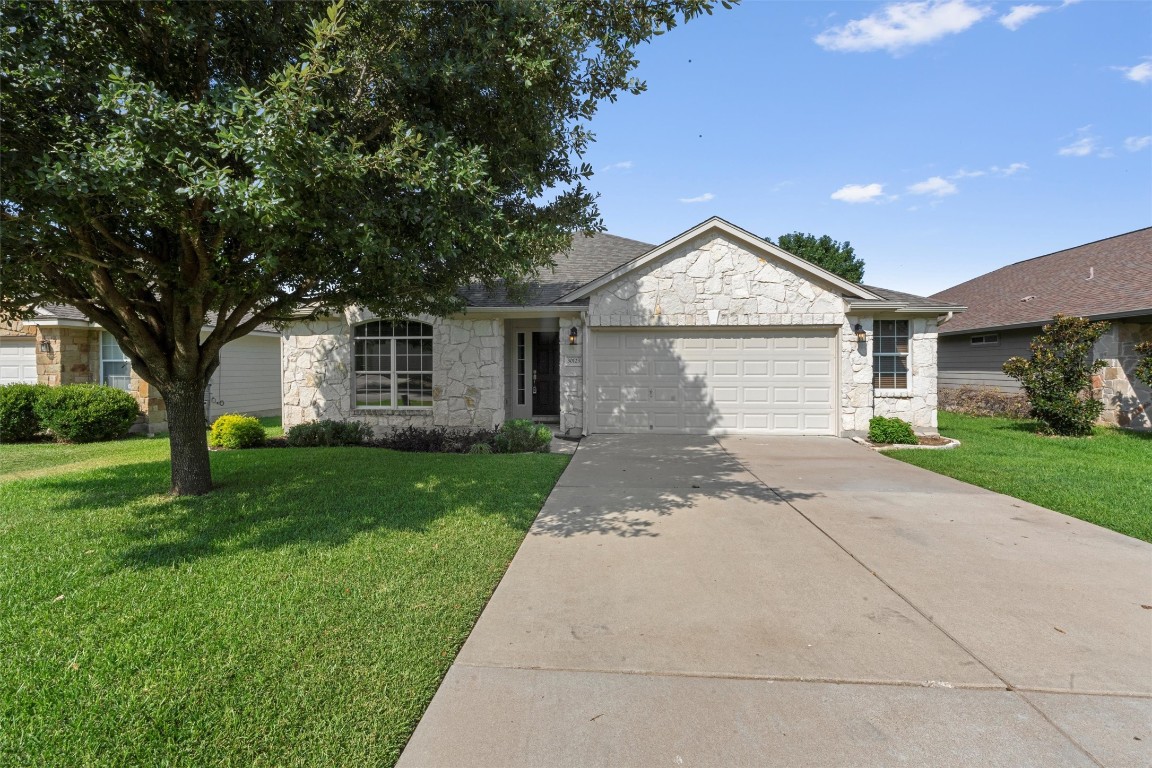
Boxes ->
[0,430,568,766]
[887,412,1152,542]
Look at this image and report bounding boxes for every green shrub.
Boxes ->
[1134,340,1152,390]
[0,383,51,442]
[492,419,552,454]
[209,414,266,449]
[868,416,918,445]
[286,419,374,447]
[376,425,494,453]
[34,384,140,443]
[1003,314,1110,436]
[468,442,493,455]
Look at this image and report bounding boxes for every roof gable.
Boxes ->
[558,217,883,303]
[933,227,1152,334]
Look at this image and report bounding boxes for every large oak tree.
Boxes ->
[1,0,726,494]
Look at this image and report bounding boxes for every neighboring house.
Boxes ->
[0,305,281,433]
[282,217,962,437]
[932,227,1152,430]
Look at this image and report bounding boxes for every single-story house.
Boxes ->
[932,227,1152,430]
[282,217,963,437]
[0,305,282,433]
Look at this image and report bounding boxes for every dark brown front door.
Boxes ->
[532,331,560,416]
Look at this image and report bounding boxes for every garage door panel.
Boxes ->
[591,329,836,436]
[0,339,38,385]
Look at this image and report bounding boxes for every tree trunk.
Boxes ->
[164,382,213,495]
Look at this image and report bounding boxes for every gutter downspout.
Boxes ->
[581,310,590,438]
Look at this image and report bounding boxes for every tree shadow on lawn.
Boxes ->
[27,448,561,571]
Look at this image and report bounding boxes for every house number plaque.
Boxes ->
[563,356,581,367]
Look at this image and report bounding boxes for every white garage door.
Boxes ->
[0,338,38,385]
[591,329,837,435]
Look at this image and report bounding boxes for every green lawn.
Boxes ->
[0,430,568,766]
[887,412,1152,542]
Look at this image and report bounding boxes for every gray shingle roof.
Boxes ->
[36,303,90,321]
[462,231,949,310]
[461,232,654,307]
[931,227,1152,335]
[859,285,963,309]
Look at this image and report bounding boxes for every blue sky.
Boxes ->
[579,0,1151,296]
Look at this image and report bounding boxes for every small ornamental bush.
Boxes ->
[868,416,918,445]
[0,383,51,442]
[492,419,552,453]
[209,414,267,449]
[378,425,495,453]
[1134,340,1152,390]
[468,442,493,455]
[34,384,140,443]
[1003,314,1110,437]
[286,419,374,447]
[939,385,1031,419]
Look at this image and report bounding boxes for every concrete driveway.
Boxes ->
[398,435,1152,767]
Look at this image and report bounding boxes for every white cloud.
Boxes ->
[1058,137,1095,156]
[678,192,715,204]
[908,176,959,196]
[814,0,989,54]
[950,168,986,179]
[1124,135,1152,152]
[999,4,1051,30]
[991,162,1028,176]
[601,160,633,172]
[830,183,887,203]
[1116,59,1152,84]
[1057,126,1101,158]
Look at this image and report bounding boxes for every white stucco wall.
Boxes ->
[281,309,504,433]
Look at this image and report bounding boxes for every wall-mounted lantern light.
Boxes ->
[568,326,579,346]
[39,339,52,353]
[854,323,867,343]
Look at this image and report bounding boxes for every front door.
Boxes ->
[531,331,560,416]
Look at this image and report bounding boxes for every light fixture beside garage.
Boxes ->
[568,326,579,346]
[854,323,867,343]
[39,339,52,353]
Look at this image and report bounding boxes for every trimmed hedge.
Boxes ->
[286,419,374,447]
[0,383,51,442]
[34,385,140,443]
[868,416,917,445]
[209,414,267,449]
[377,425,493,453]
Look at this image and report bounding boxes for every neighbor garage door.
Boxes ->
[590,329,837,435]
[0,338,38,385]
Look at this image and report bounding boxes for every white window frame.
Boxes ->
[352,320,434,410]
[872,319,911,393]
[99,331,132,391]
[970,333,1000,346]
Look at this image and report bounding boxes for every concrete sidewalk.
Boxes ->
[398,435,1152,767]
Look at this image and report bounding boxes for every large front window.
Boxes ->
[100,331,131,390]
[353,321,433,408]
[872,320,909,390]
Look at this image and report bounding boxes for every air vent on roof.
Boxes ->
[1021,295,1036,302]
[1086,266,1094,280]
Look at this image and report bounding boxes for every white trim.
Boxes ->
[558,217,884,304]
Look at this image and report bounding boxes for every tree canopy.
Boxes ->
[772,232,865,283]
[1,0,728,493]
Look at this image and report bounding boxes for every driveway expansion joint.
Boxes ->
[453,661,1011,691]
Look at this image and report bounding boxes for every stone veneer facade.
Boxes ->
[280,232,945,437]
[281,308,505,433]
[585,234,940,435]
[1093,321,1152,431]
